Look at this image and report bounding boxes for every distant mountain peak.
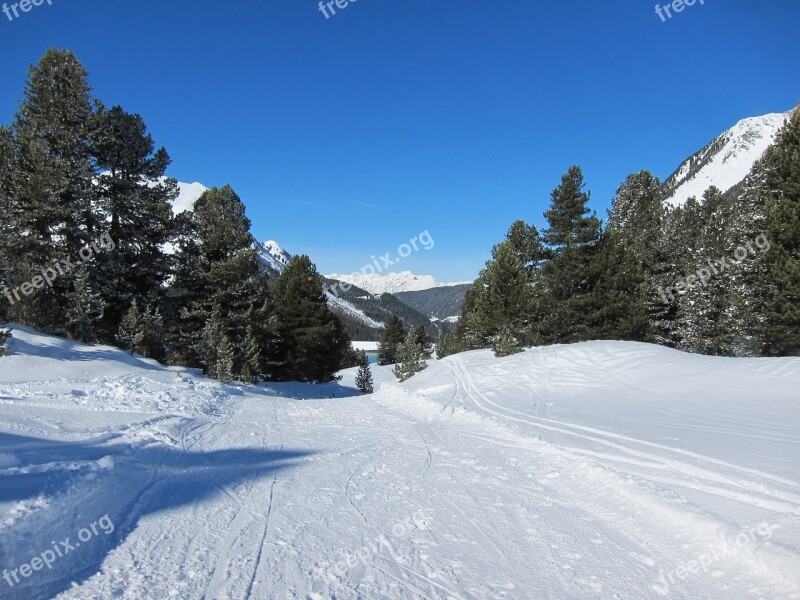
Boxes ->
[256,240,292,273]
[663,109,794,207]
[326,271,469,295]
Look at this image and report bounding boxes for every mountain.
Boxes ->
[162,182,445,339]
[326,270,469,295]
[662,109,794,206]
[393,283,472,320]
[256,240,292,274]
[322,278,439,341]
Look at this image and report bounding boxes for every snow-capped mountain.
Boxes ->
[256,240,292,273]
[663,109,794,206]
[326,271,469,295]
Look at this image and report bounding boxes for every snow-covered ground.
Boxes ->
[1,327,799,599]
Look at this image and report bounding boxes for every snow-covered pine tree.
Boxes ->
[355,350,374,393]
[606,170,674,345]
[393,330,427,382]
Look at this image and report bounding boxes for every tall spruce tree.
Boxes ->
[539,166,603,343]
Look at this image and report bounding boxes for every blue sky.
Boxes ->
[1,0,798,281]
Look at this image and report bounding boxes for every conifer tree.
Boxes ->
[539,166,603,343]
[377,314,406,365]
[268,255,351,383]
[168,185,272,372]
[393,330,426,382]
[64,263,105,343]
[414,325,434,359]
[606,170,672,344]
[472,241,532,356]
[216,334,235,384]
[756,107,800,355]
[355,350,374,393]
[240,325,263,384]
[0,328,10,356]
[6,50,96,333]
[91,105,177,337]
[118,300,141,355]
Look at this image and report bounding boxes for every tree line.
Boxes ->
[440,107,800,359]
[0,49,357,383]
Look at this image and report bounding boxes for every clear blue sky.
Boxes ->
[1,0,798,281]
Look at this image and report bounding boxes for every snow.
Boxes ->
[327,271,470,295]
[325,292,385,329]
[256,240,292,273]
[1,327,799,599]
[665,110,793,207]
[352,341,379,352]
[170,181,209,214]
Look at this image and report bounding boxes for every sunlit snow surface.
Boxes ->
[1,326,799,599]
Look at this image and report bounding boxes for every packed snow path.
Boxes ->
[1,328,799,599]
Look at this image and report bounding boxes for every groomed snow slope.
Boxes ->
[1,328,799,599]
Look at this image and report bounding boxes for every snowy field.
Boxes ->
[1,325,799,599]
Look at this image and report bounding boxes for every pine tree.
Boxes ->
[118,300,141,355]
[64,263,105,343]
[5,50,97,333]
[0,328,11,357]
[756,107,800,355]
[268,255,351,383]
[414,325,434,359]
[355,350,374,393]
[377,314,406,365]
[471,242,533,357]
[393,330,426,382]
[90,105,177,337]
[606,170,673,344]
[539,166,603,343]
[216,334,235,384]
[240,325,263,384]
[167,185,272,371]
